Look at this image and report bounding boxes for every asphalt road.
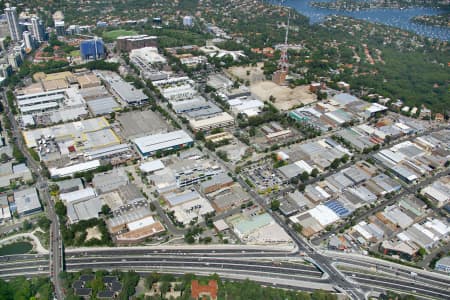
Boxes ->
[3,247,450,299]
[343,271,450,299]
[2,91,63,299]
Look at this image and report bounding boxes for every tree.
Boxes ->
[311,168,319,178]
[37,216,51,231]
[145,272,160,288]
[341,154,349,164]
[160,281,170,297]
[298,183,306,192]
[119,271,140,300]
[293,223,303,233]
[29,148,40,162]
[55,201,67,217]
[418,247,427,257]
[299,171,309,182]
[195,131,205,141]
[330,158,340,169]
[22,220,32,230]
[12,144,26,163]
[270,200,280,211]
[101,204,111,216]
[185,235,195,244]
[249,126,256,136]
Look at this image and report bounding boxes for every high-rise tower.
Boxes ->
[272,11,290,85]
[5,6,21,41]
[31,17,45,42]
[23,31,34,50]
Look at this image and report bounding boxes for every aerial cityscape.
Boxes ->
[0,0,448,299]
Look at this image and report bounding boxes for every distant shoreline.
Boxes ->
[310,0,448,12]
[411,12,450,28]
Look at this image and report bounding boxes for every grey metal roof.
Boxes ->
[165,190,200,206]
[55,178,84,193]
[87,97,120,115]
[278,164,302,179]
[343,166,371,184]
[436,256,450,267]
[108,207,151,228]
[118,184,145,203]
[184,102,222,118]
[67,197,102,222]
[200,173,233,190]
[14,188,41,215]
[93,168,129,194]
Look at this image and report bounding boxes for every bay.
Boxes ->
[279,0,450,40]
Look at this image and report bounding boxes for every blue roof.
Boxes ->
[324,200,351,217]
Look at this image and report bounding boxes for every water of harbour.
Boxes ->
[280,0,450,40]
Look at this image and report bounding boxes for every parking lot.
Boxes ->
[241,160,287,192]
[113,199,149,217]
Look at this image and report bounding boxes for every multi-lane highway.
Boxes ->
[2,245,450,299]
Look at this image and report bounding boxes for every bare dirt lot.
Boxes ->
[251,81,317,111]
[86,226,102,241]
[227,63,265,84]
[227,63,317,111]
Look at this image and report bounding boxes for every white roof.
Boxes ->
[242,108,261,117]
[413,223,437,241]
[139,159,165,173]
[354,223,372,240]
[309,204,340,226]
[50,160,100,178]
[294,160,314,174]
[134,130,193,155]
[422,186,449,203]
[277,151,290,160]
[315,186,330,199]
[379,149,405,164]
[397,232,410,241]
[21,114,35,126]
[20,102,59,113]
[424,219,449,236]
[395,122,411,131]
[18,94,65,106]
[213,219,229,231]
[130,47,167,64]
[366,103,387,113]
[60,187,96,203]
[127,216,156,231]
[231,99,264,112]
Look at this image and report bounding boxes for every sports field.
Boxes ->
[103,29,138,40]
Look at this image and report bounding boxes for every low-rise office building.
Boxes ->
[116,35,157,52]
[133,130,193,157]
[14,187,42,216]
[189,112,234,132]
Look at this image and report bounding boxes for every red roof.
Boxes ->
[191,280,218,300]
